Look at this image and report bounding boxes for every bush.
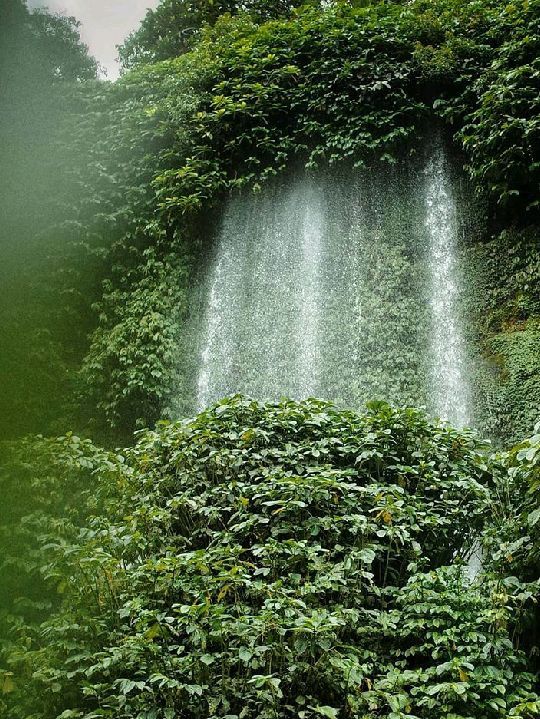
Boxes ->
[2,397,538,718]
[484,422,540,668]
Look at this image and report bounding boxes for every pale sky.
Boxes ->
[27,0,161,79]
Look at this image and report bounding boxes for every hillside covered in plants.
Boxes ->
[0,0,539,716]
[2,0,539,442]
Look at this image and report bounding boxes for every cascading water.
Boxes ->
[196,179,326,410]
[297,187,323,398]
[194,146,471,424]
[425,147,471,427]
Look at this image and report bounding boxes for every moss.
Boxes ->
[468,227,540,443]
[489,322,540,441]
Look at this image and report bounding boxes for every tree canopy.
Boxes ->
[118,0,312,69]
[1,0,98,83]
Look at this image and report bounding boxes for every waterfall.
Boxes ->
[297,185,323,397]
[196,244,232,412]
[425,147,471,427]
[194,149,471,424]
[196,177,326,410]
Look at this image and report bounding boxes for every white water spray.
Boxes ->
[425,147,471,427]
[297,186,323,397]
[194,150,472,423]
[196,178,326,409]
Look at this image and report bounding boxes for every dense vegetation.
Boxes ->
[1,398,539,717]
[0,0,98,438]
[469,227,540,440]
[118,0,309,68]
[4,0,538,441]
[1,1,539,715]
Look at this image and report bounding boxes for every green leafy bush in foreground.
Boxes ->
[1,398,539,718]
[485,422,540,664]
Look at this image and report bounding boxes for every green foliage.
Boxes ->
[488,323,540,441]
[56,0,540,437]
[0,0,98,84]
[59,57,217,438]
[460,1,540,215]
[467,226,540,443]
[117,0,312,70]
[79,248,190,437]
[0,0,98,439]
[490,422,540,584]
[124,0,540,221]
[2,398,539,717]
[482,423,540,669]
[0,433,120,676]
[5,0,540,439]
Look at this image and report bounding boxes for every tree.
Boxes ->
[0,0,98,84]
[118,0,312,69]
[0,0,98,440]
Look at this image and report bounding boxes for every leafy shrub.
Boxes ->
[460,1,540,215]
[484,423,540,666]
[2,398,538,717]
[0,433,121,712]
[78,248,190,437]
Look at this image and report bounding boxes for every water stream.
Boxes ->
[194,146,471,426]
[425,148,471,426]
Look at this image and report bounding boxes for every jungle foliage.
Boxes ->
[1,398,539,718]
[10,0,537,440]
[2,3,539,717]
[118,0,310,69]
[0,0,98,439]
[468,226,540,443]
